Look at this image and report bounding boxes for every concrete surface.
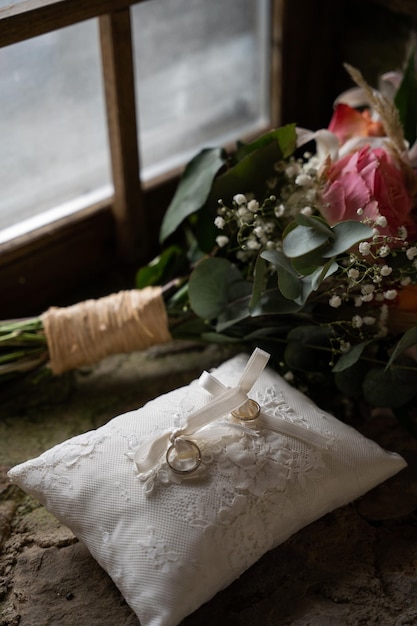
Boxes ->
[1,342,417,626]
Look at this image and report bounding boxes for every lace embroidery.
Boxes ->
[255,385,303,422]
[22,430,110,495]
[121,350,336,575]
[127,385,330,494]
[137,526,186,574]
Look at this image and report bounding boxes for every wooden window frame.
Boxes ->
[0,0,285,317]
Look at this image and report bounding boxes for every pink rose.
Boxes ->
[320,145,416,240]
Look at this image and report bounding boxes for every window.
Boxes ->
[0,20,111,235]
[132,0,270,181]
[0,0,284,317]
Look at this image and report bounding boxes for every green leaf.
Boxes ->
[135,245,187,288]
[261,249,300,300]
[322,221,373,257]
[235,124,297,162]
[394,47,417,147]
[171,317,210,340]
[295,262,338,305]
[332,339,373,373]
[295,213,334,237]
[250,253,268,310]
[217,272,252,331]
[285,325,332,372]
[363,361,417,408]
[159,148,226,243]
[334,360,368,398]
[200,332,242,344]
[310,259,338,290]
[291,246,329,275]
[188,257,250,322]
[192,202,219,252]
[386,326,417,369]
[217,301,252,331]
[210,126,296,208]
[250,288,304,316]
[283,224,330,258]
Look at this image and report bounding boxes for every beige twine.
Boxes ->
[41,287,172,375]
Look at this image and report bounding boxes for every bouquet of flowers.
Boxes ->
[2,56,417,427]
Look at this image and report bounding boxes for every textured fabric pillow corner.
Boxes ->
[8,352,406,626]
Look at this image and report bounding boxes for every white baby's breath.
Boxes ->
[216,235,229,248]
[383,289,397,300]
[406,246,417,260]
[359,241,371,256]
[329,295,342,308]
[233,194,247,206]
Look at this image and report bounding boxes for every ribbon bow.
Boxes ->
[134,348,270,474]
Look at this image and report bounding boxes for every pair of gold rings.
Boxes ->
[165,399,261,474]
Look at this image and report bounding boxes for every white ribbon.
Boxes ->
[134,348,271,473]
[199,364,332,450]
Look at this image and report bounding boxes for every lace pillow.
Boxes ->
[8,349,406,626]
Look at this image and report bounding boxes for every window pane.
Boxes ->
[0,20,111,237]
[0,1,26,6]
[132,0,270,181]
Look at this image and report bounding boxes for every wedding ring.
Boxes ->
[231,399,261,422]
[166,439,202,474]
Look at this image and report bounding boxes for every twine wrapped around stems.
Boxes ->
[41,287,171,375]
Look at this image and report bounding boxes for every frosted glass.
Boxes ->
[0,1,27,7]
[0,20,111,233]
[133,0,270,180]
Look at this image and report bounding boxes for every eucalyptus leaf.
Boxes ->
[321,221,373,257]
[261,249,300,300]
[287,324,332,344]
[295,263,337,305]
[285,325,332,372]
[332,339,373,373]
[159,148,226,243]
[188,257,232,320]
[334,360,368,398]
[310,259,338,291]
[283,225,330,258]
[250,288,304,316]
[291,247,329,276]
[363,362,417,408]
[188,257,250,322]
[216,294,252,331]
[295,213,334,237]
[218,269,253,329]
[250,253,268,310]
[170,317,211,340]
[200,332,242,344]
[386,326,417,369]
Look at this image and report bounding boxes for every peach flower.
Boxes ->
[328,103,385,145]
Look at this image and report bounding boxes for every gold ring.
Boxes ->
[166,439,202,474]
[231,399,261,422]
